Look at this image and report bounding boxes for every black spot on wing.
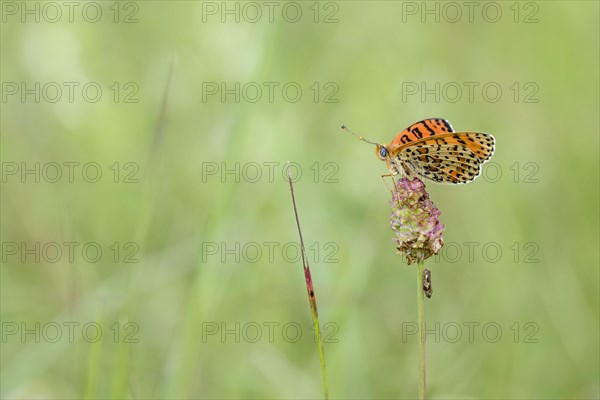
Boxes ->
[411,127,424,139]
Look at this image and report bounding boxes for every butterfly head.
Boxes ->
[342,124,394,171]
[375,143,399,175]
[375,144,388,161]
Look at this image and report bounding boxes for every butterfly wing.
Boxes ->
[389,118,455,149]
[395,132,496,184]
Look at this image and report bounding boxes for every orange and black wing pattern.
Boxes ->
[388,119,495,184]
[388,118,455,150]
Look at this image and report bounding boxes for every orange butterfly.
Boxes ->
[342,118,495,184]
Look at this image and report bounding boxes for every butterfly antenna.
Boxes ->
[341,124,379,146]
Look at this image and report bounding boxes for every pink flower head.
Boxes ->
[390,178,445,265]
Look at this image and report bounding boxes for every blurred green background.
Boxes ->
[1,1,598,399]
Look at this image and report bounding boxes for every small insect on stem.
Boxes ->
[422,268,433,298]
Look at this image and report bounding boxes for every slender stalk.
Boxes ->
[287,161,329,399]
[417,261,426,400]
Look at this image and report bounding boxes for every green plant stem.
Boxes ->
[417,261,426,400]
[310,302,329,399]
[287,161,329,399]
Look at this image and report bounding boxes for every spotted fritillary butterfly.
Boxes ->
[343,118,495,184]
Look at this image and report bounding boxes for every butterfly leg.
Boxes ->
[380,173,398,193]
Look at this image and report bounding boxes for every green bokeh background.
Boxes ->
[1,1,599,399]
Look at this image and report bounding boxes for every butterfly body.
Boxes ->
[374,118,495,184]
